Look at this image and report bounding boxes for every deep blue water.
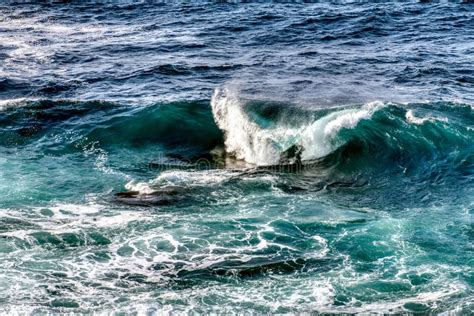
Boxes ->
[0,2,473,314]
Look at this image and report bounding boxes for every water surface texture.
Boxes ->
[0,2,473,314]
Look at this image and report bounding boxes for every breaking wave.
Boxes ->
[0,91,472,171]
[211,88,473,167]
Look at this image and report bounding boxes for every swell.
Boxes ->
[0,94,472,175]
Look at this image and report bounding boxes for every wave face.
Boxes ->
[1,2,474,314]
[0,99,222,152]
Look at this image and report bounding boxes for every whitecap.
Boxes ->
[405,109,449,125]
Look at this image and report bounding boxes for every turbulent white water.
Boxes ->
[211,88,382,165]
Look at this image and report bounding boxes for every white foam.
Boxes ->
[212,87,275,164]
[0,202,153,243]
[0,98,30,111]
[323,106,374,136]
[154,170,230,186]
[125,181,155,195]
[126,169,232,195]
[300,104,379,161]
[48,203,104,216]
[406,109,449,125]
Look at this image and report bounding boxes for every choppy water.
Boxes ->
[0,2,473,314]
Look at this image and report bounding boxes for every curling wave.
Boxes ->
[211,88,473,167]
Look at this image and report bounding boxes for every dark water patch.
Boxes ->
[50,298,80,309]
[157,256,341,283]
[29,231,111,249]
[122,64,193,79]
[116,63,243,82]
[114,187,191,207]
[37,81,82,95]
[0,217,40,233]
[0,78,32,98]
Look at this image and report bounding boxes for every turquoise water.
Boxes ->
[0,2,473,314]
[0,96,472,313]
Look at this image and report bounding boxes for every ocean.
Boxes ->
[0,2,473,314]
